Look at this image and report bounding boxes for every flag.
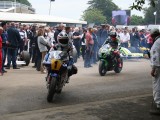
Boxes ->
[154,11,157,15]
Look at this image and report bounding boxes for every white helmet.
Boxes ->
[57,31,69,47]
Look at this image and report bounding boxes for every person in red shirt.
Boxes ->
[0,27,3,76]
[84,28,94,68]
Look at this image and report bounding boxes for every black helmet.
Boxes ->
[150,28,160,38]
[109,31,117,38]
[57,31,69,47]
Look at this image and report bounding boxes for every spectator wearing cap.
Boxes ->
[1,22,8,73]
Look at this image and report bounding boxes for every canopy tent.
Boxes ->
[0,12,87,24]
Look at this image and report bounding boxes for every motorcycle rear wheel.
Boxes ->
[47,77,57,102]
[114,58,123,73]
[99,61,107,76]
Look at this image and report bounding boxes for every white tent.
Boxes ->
[0,12,87,24]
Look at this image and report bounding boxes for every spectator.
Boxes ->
[121,30,130,48]
[130,28,140,50]
[37,28,50,73]
[1,21,8,73]
[0,27,3,75]
[54,24,64,43]
[92,28,98,64]
[146,30,153,49]
[150,29,160,115]
[84,28,94,68]
[97,24,109,48]
[6,22,21,69]
[81,28,87,60]
[19,25,27,53]
[139,30,147,48]
[73,27,81,58]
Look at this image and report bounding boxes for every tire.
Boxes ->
[56,89,62,94]
[72,47,77,63]
[21,51,30,66]
[99,61,107,76]
[47,77,57,102]
[114,58,123,73]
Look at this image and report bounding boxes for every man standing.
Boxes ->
[54,24,64,43]
[121,30,130,48]
[150,29,160,115]
[130,28,140,50]
[73,27,81,58]
[97,24,108,48]
[84,28,94,68]
[6,22,21,69]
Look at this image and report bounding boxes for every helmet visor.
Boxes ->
[59,38,69,45]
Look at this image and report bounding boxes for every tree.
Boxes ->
[130,0,156,10]
[1,0,31,6]
[143,0,160,24]
[130,15,144,25]
[82,8,107,25]
[87,0,119,23]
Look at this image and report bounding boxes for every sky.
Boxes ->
[28,0,148,20]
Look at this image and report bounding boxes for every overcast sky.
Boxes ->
[28,0,148,20]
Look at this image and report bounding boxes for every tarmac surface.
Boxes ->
[0,58,160,120]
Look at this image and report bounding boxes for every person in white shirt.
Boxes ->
[120,30,130,48]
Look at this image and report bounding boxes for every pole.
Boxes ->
[155,14,157,25]
[49,0,51,15]
[14,0,16,13]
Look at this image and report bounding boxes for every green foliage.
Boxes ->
[143,0,160,24]
[87,0,119,23]
[130,15,144,25]
[1,0,31,6]
[130,0,156,11]
[82,8,107,25]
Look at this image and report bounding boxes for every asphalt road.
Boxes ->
[0,58,156,119]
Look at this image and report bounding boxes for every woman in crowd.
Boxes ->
[37,28,50,73]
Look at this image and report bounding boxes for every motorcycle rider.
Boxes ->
[44,31,77,83]
[104,31,122,67]
[150,28,160,115]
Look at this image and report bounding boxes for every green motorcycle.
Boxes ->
[98,44,123,76]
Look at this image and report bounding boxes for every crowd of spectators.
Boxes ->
[0,22,154,75]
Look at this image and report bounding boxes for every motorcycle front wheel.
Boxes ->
[47,77,57,102]
[99,61,107,76]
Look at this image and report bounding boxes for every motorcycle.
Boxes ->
[98,43,123,76]
[43,50,73,102]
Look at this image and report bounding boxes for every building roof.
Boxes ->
[0,12,87,24]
